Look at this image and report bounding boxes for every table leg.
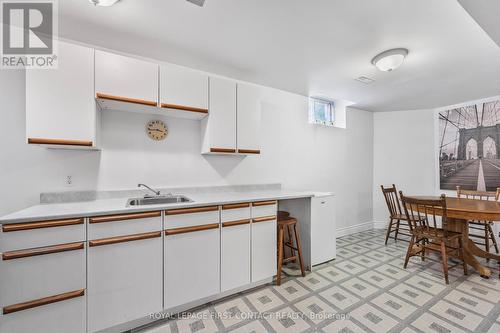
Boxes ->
[447,218,492,278]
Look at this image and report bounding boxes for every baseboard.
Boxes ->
[373,220,388,230]
[336,221,374,238]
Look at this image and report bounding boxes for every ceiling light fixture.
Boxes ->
[186,0,206,7]
[371,48,409,72]
[89,0,121,6]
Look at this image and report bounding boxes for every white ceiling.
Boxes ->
[58,0,500,111]
[458,0,500,48]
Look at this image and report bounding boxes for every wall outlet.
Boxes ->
[65,175,74,187]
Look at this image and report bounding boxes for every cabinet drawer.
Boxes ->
[221,203,250,223]
[88,211,162,239]
[164,206,219,229]
[251,201,277,218]
[0,218,85,252]
[0,242,86,308]
[0,289,86,333]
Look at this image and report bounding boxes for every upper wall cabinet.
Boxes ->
[26,41,96,148]
[237,83,261,154]
[160,64,208,119]
[201,77,237,154]
[95,50,159,108]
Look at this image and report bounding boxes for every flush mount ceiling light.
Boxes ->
[89,0,121,6]
[186,0,206,7]
[371,48,409,72]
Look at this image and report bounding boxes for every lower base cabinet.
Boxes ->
[251,218,277,282]
[87,234,163,333]
[221,222,251,291]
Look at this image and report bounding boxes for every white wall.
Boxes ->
[0,70,373,232]
[372,109,436,225]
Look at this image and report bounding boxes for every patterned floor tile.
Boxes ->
[350,303,398,332]
[316,265,351,282]
[358,270,397,288]
[245,287,284,312]
[322,319,367,333]
[364,251,395,262]
[429,300,484,331]
[296,272,331,291]
[293,295,336,324]
[356,239,383,250]
[264,307,310,333]
[335,261,367,275]
[370,292,418,320]
[389,283,434,306]
[319,286,361,310]
[444,290,495,315]
[405,274,447,295]
[350,255,382,268]
[457,280,500,303]
[487,323,500,333]
[340,277,379,298]
[175,310,218,333]
[228,320,268,333]
[466,274,500,291]
[343,244,371,254]
[213,297,253,328]
[375,264,411,279]
[146,323,173,333]
[273,279,310,302]
[336,248,358,259]
[411,312,468,333]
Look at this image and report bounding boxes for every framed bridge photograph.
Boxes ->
[439,99,500,191]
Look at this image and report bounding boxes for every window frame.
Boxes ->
[308,98,335,126]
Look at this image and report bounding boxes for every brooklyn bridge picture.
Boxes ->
[439,100,500,191]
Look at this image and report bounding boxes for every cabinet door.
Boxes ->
[311,195,336,265]
[26,41,95,146]
[164,225,220,309]
[95,50,158,105]
[251,218,277,282]
[237,83,261,154]
[202,77,236,152]
[87,232,163,333]
[160,64,208,111]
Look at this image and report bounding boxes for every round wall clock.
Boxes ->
[146,120,168,141]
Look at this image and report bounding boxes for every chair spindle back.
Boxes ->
[381,184,403,218]
[400,192,448,238]
[456,186,500,201]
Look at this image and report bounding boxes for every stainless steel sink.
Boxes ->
[127,195,193,206]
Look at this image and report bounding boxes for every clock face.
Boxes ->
[146,120,168,141]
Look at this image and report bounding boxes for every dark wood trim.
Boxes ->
[165,223,219,235]
[3,289,85,315]
[165,206,219,215]
[89,211,161,224]
[161,103,208,114]
[2,242,84,261]
[237,149,261,154]
[252,215,277,223]
[2,218,84,232]
[210,148,236,153]
[96,93,158,107]
[222,203,250,210]
[89,231,161,247]
[222,219,251,227]
[252,200,277,207]
[27,138,93,147]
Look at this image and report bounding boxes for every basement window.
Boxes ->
[309,98,335,126]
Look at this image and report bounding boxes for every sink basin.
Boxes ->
[127,195,193,206]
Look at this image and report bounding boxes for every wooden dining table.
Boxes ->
[412,196,500,278]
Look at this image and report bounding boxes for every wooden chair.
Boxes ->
[276,212,305,285]
[380,184,414,244]
[456,186,500,257]
[400,192,467,284]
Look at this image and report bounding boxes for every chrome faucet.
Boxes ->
[138,183,161,197]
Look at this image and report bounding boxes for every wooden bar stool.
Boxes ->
[276,211,305,285]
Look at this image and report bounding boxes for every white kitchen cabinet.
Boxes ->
[201,77,237,153]
[221,203,251,292]
[87,213,163,333]
[160,64,208,115]
[237,83,261,154]
[26,41,96,148]
[251,217,277,282]
[310,195,336,266]
[95,50,159,106]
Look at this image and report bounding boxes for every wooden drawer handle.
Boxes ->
[165,206,219,215]
[89,231,161,247]
[96,93,158,107]
[222,219,251,227]
[161,103,208,114]
[237,149,261,154]
[253,216,277,223]
[3,289,85,315]
[252,201,277,207]
[2,242,84,261]
[2,218,84,232]
[89,211,161,224]
[165,223,219,236]
[28,138,93,147]
[210,148,236,153]
[222,203,250,210]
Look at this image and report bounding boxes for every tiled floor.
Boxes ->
[141,229,500,333]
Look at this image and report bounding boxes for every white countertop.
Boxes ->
[0,189,333,224]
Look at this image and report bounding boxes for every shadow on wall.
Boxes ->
[203,155,246,178]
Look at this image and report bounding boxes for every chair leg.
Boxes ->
[404,235,414,269]
[459,237,468,276]
[440,240,449,285]
[394,219,401,241]
[384,218,394,245]
[287,225,296,262]
[276,226,284,286]
[485,225,490,261]
[293,224,306,277]
[420,238,426,262]
[487,223,499,254]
